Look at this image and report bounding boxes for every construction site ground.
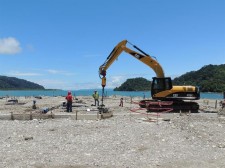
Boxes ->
[0,95,225,168]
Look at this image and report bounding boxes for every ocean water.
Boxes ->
[0,89,224,100]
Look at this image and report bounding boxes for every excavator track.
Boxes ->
[139,100,199,113]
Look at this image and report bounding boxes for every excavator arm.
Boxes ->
[99,40,165,87]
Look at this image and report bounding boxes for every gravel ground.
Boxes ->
[0,96,225,168]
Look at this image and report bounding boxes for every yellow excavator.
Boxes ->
[99,40,200,112]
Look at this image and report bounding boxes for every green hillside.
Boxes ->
[113,64,225,92]
[0,76,45,90]
[114,77,151,91]
[173,64,225,92]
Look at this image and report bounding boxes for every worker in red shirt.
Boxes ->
[65,91,73,112]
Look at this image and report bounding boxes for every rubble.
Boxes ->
[0,96,225,167]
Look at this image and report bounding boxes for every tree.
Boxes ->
[0,76,45,90]
[114,77,151,91]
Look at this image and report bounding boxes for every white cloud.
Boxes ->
[106,74,151,88]
[75,82,101,90]
[36,79,67,89]
[107,75,125,88]
[36,80,98,90]
[7,71,42,77]
[39,80,100,90]
[47,69,60,74]
[0,37,22,54]
[90,74,142,89]
[46,69,75,76]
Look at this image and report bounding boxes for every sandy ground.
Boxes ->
[0,96,225,168]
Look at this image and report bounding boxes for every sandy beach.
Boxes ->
[0,96,225,168]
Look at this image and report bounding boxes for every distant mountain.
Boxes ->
[173,64,225,92]
[113,64,225,92]
[0,76,45,90]
[114,77,151,91]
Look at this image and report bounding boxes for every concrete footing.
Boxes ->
[0,111,113,121]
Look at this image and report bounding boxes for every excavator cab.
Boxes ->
[151,77,173,99]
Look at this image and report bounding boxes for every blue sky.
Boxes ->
[0,0,224,90]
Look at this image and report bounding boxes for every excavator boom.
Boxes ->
[99,40,164,78]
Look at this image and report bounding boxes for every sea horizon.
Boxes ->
[0,89,224,100]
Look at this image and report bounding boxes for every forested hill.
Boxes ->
[113,64,225,92]
[0,76,45,90]
[114,77,151,91]
[173,64,225,92]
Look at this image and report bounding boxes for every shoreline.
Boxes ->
[0,90,224,100]
[0,95,224,115]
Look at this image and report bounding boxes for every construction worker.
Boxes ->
[65,91,73,112]
[92,91,99,106]
[119,98,123,107]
